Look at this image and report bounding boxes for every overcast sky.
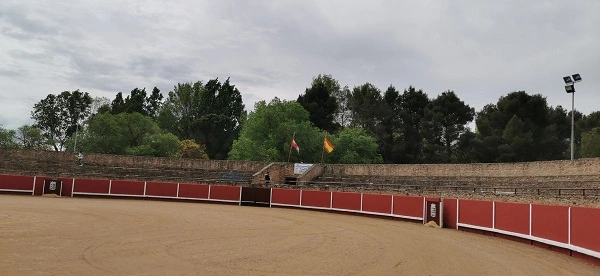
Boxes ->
[1,0,599,130]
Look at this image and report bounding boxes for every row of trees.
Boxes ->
[2,74,600,163]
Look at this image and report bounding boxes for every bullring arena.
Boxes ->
[1,149,600,275]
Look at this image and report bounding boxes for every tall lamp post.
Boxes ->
[563,73,582,160]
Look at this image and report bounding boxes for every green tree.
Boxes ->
[16,125,47,150]
[398,86,430,163]
[333,85,352,127]
[158,78,245,159]
[83,112,161,155]
[229,98,322,162]
[0,125,19,149]
[581,127,600,157]
[179,139,209,159]
[125,133,180,157]
[326,128,383,164]
[297,74,340,133]
[475,91,568,162]
[110,87,163,117]
[349,83,384,133]
[31,90,92,151]
[422,90,475,163]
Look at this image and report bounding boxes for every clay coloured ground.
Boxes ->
[1,195,599,275]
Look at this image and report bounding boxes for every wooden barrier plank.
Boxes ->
[178,183,209,199]
[301,190,331,208]
[494,202,529,235]
[331,192,361,211]
[209,185,240,201]
[458,199,493,228]
[531,204,569,244]
[271,189,301,206]
[145,182,178,197]
[73,178,110,194]
[0,174,35,191]
[110,180,145,196]
[393,195,423,218]
[570,206,600,253]
[362,194,392,214]
[442,198,458,229]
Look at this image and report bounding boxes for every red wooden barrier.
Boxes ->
[531,204,569,244]
[494,202,530,235]
[331,192,361,211]
[60,178,73,197]
[145,182,178,198]
[458,199,493,228]
[34,176,44,195]
[443,198,458,229]
[73,178,110,194]
[393,195,423,218]
[570,207,600,253]
[178,183,209,199]
[110,180,145,196]
[271,188,301,206]
[209,185,240,201]
[362,194,392,214]
[0,174,34,191]
[301,190,331,208]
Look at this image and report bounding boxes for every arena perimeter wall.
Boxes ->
[1,173,599,266]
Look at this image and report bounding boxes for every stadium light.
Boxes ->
[564,74,582,160]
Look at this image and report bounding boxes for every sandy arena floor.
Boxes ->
[1,195,599,275]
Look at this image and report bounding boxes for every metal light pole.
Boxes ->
[563,74,582,160]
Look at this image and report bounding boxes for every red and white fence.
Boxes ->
[1,173,599,265]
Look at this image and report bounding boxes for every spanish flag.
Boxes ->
[324,135,335,153]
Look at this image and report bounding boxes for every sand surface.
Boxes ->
[1,195,599,275]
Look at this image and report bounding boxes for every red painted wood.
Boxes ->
[443,198,458,229]
[209,185,240,201]
[73,178,110,194]
[494,202,530,235]
[59,178,73,197]
[110,180,145,196]
[362,194,392,214]
[0,174,34,191]
[301,190,331,208]
[458,199,493,228]
[178,183,209,199]
[570,206,600,253]
[145,182,178,197]
[271,189,301,206]
[331,192,361,211]
[531,204,569,244]
[393,195,423,218]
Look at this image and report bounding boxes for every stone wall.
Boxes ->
[2,149,599,188]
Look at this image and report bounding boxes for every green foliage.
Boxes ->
[349,83,384,133]
[16,125,47,150]
[110,87,163,117]
[83,112,177,157]
[398,86,430,163]
[179,139,209,159]
[422,90,475,163]
[326,128,383,164]
[297,74,340,133]
[126,133,180,157]
[31,90,92,151]
[581,128,600,158]
[0,125,19,149]
[229,99,323,162]
[158,78,245,159]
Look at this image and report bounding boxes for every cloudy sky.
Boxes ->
[1,0,599,130]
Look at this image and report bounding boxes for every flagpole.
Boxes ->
[287,132,295,163]
[320,132,326,163]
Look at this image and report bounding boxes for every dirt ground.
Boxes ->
[1,195,599,275]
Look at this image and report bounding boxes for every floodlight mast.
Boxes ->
[564,74,581,160]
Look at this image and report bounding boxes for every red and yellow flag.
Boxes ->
[324,136,334,153]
